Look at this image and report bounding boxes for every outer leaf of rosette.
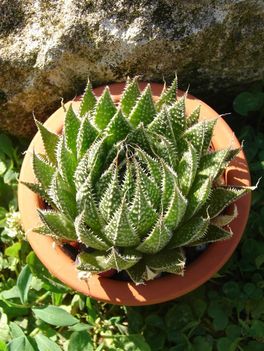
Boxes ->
[186,105,201,128]
[64,104,81,155]
[145,248,185,275]
[184,175,212,220]
[20,181,52,204]
[136,217,172,254]
[170,216,210,248]
[75,211,110,250]
[48,171,77,219]
[93,86,117,130]
[37,209,77,241]
[105,248,142,271]
[155,76,178,112]
[198,148,235,181]
[189,224,233,246]
[205,186,250,218]
[148,106,177,146]
[181,118,217,158]
[56,135,77,190]
[74,137,108,188]
[34,118,59,165]
[32,152,56,190]
[120,76,141,116]
[166,95,186,136]
[104,109,133,147]
[77,114,98,160]
[129,84,156,127]
[79,79,97,117]
[163,181,187,230]
[76,251,110,272]
[177,141,198,196]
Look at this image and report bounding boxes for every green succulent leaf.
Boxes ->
[126,124,154,154]
[121,160,136,203]
[202,119,218,154]
[64,104,81,154]
[156,76,177,111]
[134,158,160,209]
[190,224,233,246]
[104,197,140,247]
[106,248,142,271]
[148,107,177,146]
[129,84,156,127]
[32,152,56,189]
[170,216,210,248]
[99,165,122,221]
[56,136,77,190]
[120,76,141,116]
[151,134,178,170]
[104,109,133,146]
[38,210,76,240]
[198,148,231,180]
[126,261,146,285]
[93,86,117,130]
[167,96,186,136]
[76,177,103,233]
[137,217,172,254]
[34,119,59,165]
[75,211,110,250]
[182,119,216,157]
[164,182,187,230]
[77,115,98,159]
[146,248,185,274]
[96,158,117,200]
[161,162,177,210]
[74,137,107,187]
[185,176,212,220]
[177,142,198,195]
[206,186,250,218]
[186,105,201,128]
[136,148,162,185]
[217,147,241,177]
[48,172,77,219]
[76,251,109,272]
[79,79,97,117]
[129,174,158,237]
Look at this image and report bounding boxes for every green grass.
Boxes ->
[0,85,263,351]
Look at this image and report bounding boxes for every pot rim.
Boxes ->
[18,82,251,306]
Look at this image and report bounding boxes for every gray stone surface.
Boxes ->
[0,0,263,137]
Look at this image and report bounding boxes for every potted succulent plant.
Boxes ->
[18,77,252,305]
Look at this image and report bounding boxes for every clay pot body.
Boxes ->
[18,82,251,306]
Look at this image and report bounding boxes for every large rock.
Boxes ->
[0,0,263,137]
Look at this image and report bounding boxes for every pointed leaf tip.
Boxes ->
[79,79,97,116]
[129,84,156,127]
[94,86,117,130]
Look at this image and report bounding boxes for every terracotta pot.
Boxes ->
[18,82,251,306]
